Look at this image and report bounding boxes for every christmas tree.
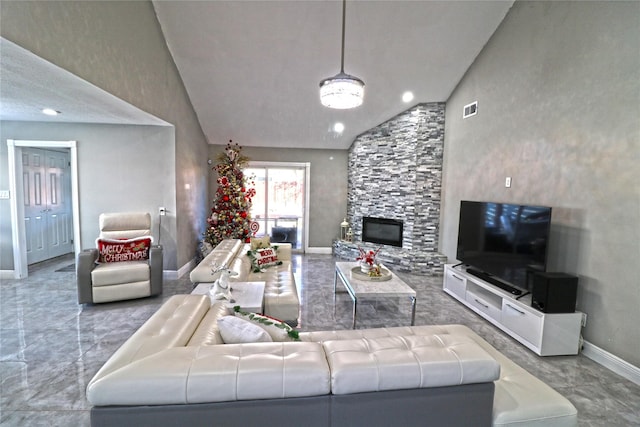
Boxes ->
[204,141,256,247]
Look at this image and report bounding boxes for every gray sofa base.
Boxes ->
[91,383,494,427]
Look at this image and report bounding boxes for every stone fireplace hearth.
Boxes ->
[333,103,448,274]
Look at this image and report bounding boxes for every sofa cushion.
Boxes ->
[187,302,233,346]
[189,239,245,284]
[87,342,331,406]
[88,294,211,384]
[323,335,500,395]
[218,316,273,344]
[96,237,152,263]
[211,239,245,255]
[248,261,299,323]
[229,255,253,279]
[302,324,578,427]
[92,281,151,303]
[91,261,149,286]
[234,308,300,341]
[99,212,151,240]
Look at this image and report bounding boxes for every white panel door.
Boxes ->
[23,148,73,264]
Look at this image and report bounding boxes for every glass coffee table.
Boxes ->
[334,262,417,329]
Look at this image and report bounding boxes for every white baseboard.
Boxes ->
[305,246,332,254]
[0,270,16,280]
[163,258,196,281]
[162,270,177,280]
[582,340,640,386]
[178,258,195,278]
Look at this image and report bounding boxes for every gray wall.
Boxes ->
[208,145,348,248]
[0,0,209,271]
[0,121,176,268]
[441,1,639,366]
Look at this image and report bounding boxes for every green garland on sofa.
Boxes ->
[233,306,300,341]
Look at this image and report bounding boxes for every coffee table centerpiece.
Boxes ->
[350,264,392,281]
[356,246,382,275]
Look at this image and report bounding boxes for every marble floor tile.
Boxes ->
[1,252,638,426]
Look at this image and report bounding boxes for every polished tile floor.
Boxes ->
[1,253,639,426]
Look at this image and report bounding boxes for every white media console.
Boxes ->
[443,264,586,356]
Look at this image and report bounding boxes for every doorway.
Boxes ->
[245,162,310,252]
[7,140,80,278]
[22,147,74,264]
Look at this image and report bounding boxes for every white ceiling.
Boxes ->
[0,1,514,150]
[153,0,513,149]
[0,38,169,127]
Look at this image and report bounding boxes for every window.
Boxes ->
[246,162,309,252]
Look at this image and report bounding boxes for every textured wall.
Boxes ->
[442,1,640,366]
[0,1,209,270]
[346,103,447,273]
[0,122,176,269]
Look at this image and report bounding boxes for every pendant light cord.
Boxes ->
[340,0,346,73]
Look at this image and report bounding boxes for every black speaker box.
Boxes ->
[530,272,578,313]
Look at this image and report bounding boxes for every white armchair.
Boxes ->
[77,212,163,304]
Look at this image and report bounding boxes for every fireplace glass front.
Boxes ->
[362,217,403,247]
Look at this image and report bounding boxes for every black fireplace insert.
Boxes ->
[362,217,403,247]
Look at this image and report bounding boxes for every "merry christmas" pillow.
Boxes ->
[96,237,153,263]
[246,246,282,272]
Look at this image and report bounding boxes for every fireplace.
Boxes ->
[362,217,403,247]
[333,103,448,274]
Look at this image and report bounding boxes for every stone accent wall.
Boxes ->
[337,103,448,274]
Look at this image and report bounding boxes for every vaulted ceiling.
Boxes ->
[0,1,514,150]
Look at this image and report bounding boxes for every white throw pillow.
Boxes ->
[217,316,273,344]
[234,309,300,342]
[250,236,271,250]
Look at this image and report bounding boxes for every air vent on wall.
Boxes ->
[463,101,478,119]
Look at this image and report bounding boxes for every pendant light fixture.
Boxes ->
[319,0,364,109]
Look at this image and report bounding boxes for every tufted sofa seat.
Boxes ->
[189,239,299,324]
[87,294,577,427]
[301,326,578,427]
[88,294,499,426]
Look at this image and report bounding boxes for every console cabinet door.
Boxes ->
[444,267,467,299]
[502,301,543,348]
[466,289,502,322]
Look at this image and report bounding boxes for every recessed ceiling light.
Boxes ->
[333,122,345,133]
[402,91,414,103]
[42,108,60,116]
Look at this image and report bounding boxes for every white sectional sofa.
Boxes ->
[189,239,300,324]
[87,294,578,427]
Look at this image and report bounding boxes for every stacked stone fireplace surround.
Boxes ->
[333,103,448,274]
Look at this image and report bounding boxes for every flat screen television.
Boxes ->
[456,201,552,293]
